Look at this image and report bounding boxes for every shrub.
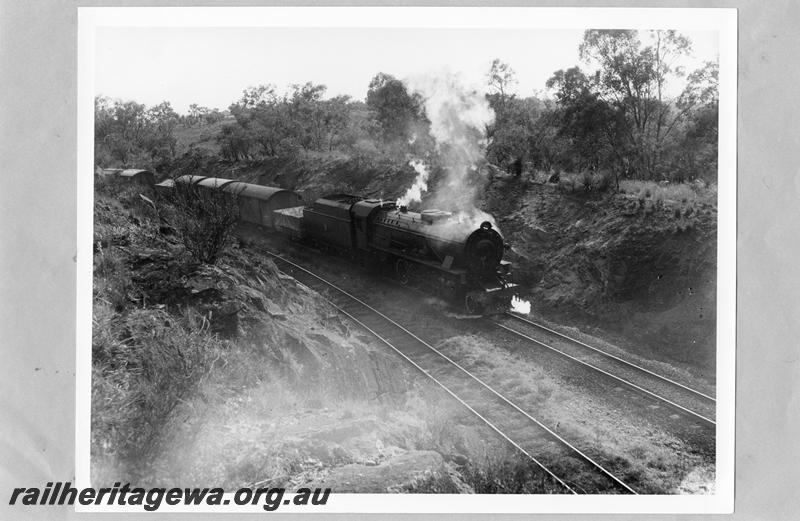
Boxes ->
[167,182,240,264]
[592,170,614,192]
[556,170,616,195]
[577,170,593,191]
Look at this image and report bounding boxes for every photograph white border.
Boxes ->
[76,6,737,513]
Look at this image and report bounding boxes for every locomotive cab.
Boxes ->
[352,199,397,251]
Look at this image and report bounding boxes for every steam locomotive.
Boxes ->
[155,175,517,313]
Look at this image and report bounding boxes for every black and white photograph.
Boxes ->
[74,7,736,513]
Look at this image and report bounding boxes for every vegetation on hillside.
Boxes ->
[92,175,259,476]
[94,29,718,185]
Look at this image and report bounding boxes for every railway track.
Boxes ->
[254,231,715,446]
[492,313,717,429]
[264,250,638,495]
[359,254,717,434]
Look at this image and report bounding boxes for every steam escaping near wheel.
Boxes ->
[511,296,531,315]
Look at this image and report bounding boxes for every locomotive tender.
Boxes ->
[158,174,517,313]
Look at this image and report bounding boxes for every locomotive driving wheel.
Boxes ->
[395,258,411,285]
[464,292,484,314]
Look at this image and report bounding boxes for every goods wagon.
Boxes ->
[273,206,305,239]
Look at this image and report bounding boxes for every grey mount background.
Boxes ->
[1,1,797,520]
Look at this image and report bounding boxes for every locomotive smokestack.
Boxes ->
[399,205,408,213]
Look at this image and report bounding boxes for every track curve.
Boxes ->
[264,249,638,494]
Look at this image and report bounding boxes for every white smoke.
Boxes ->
[511,296,531,315]
[408,72,495,151]
[404,71,497,233]
[397,159,430,207]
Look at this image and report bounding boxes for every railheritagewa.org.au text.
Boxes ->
[9,482,331,511]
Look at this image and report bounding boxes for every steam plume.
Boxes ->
[405,72,498,232]
[397,159,430,207]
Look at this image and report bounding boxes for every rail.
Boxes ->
[493,313,716,429]
[264,249,638,495]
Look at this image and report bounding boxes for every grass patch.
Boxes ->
[406,453,566,494]
[618,179,716,206]
[620,179,695,203]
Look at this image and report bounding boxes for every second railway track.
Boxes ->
[265,249,638,494]
[492,313,717,429]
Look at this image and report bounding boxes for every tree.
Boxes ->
[485,60,558,174]
[220,82,363,158]
[321,95,353,151]
[145,101,180,162]
[366,73,427,143]
[226,85,287,158]
[287,82,329,150]
[546,67,623,176]
[94,96,184,168]
[579,29,694,179]
[671,61,719,181]
[485,96,531,171]
[217,124,253,161]
[94,97,148,165]
[203,108,225,125]
[486,59,518,109]
[239,84,278,109]
[678,60,718,109]
[186,104,216,126]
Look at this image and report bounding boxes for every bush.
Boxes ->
[167,183,240,264]
[557,170,615,194]
[577,170,593,191]
[592,170,614,192]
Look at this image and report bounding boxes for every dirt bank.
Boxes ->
[483,174,717,374]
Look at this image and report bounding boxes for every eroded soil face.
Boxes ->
[481,176,717,376]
